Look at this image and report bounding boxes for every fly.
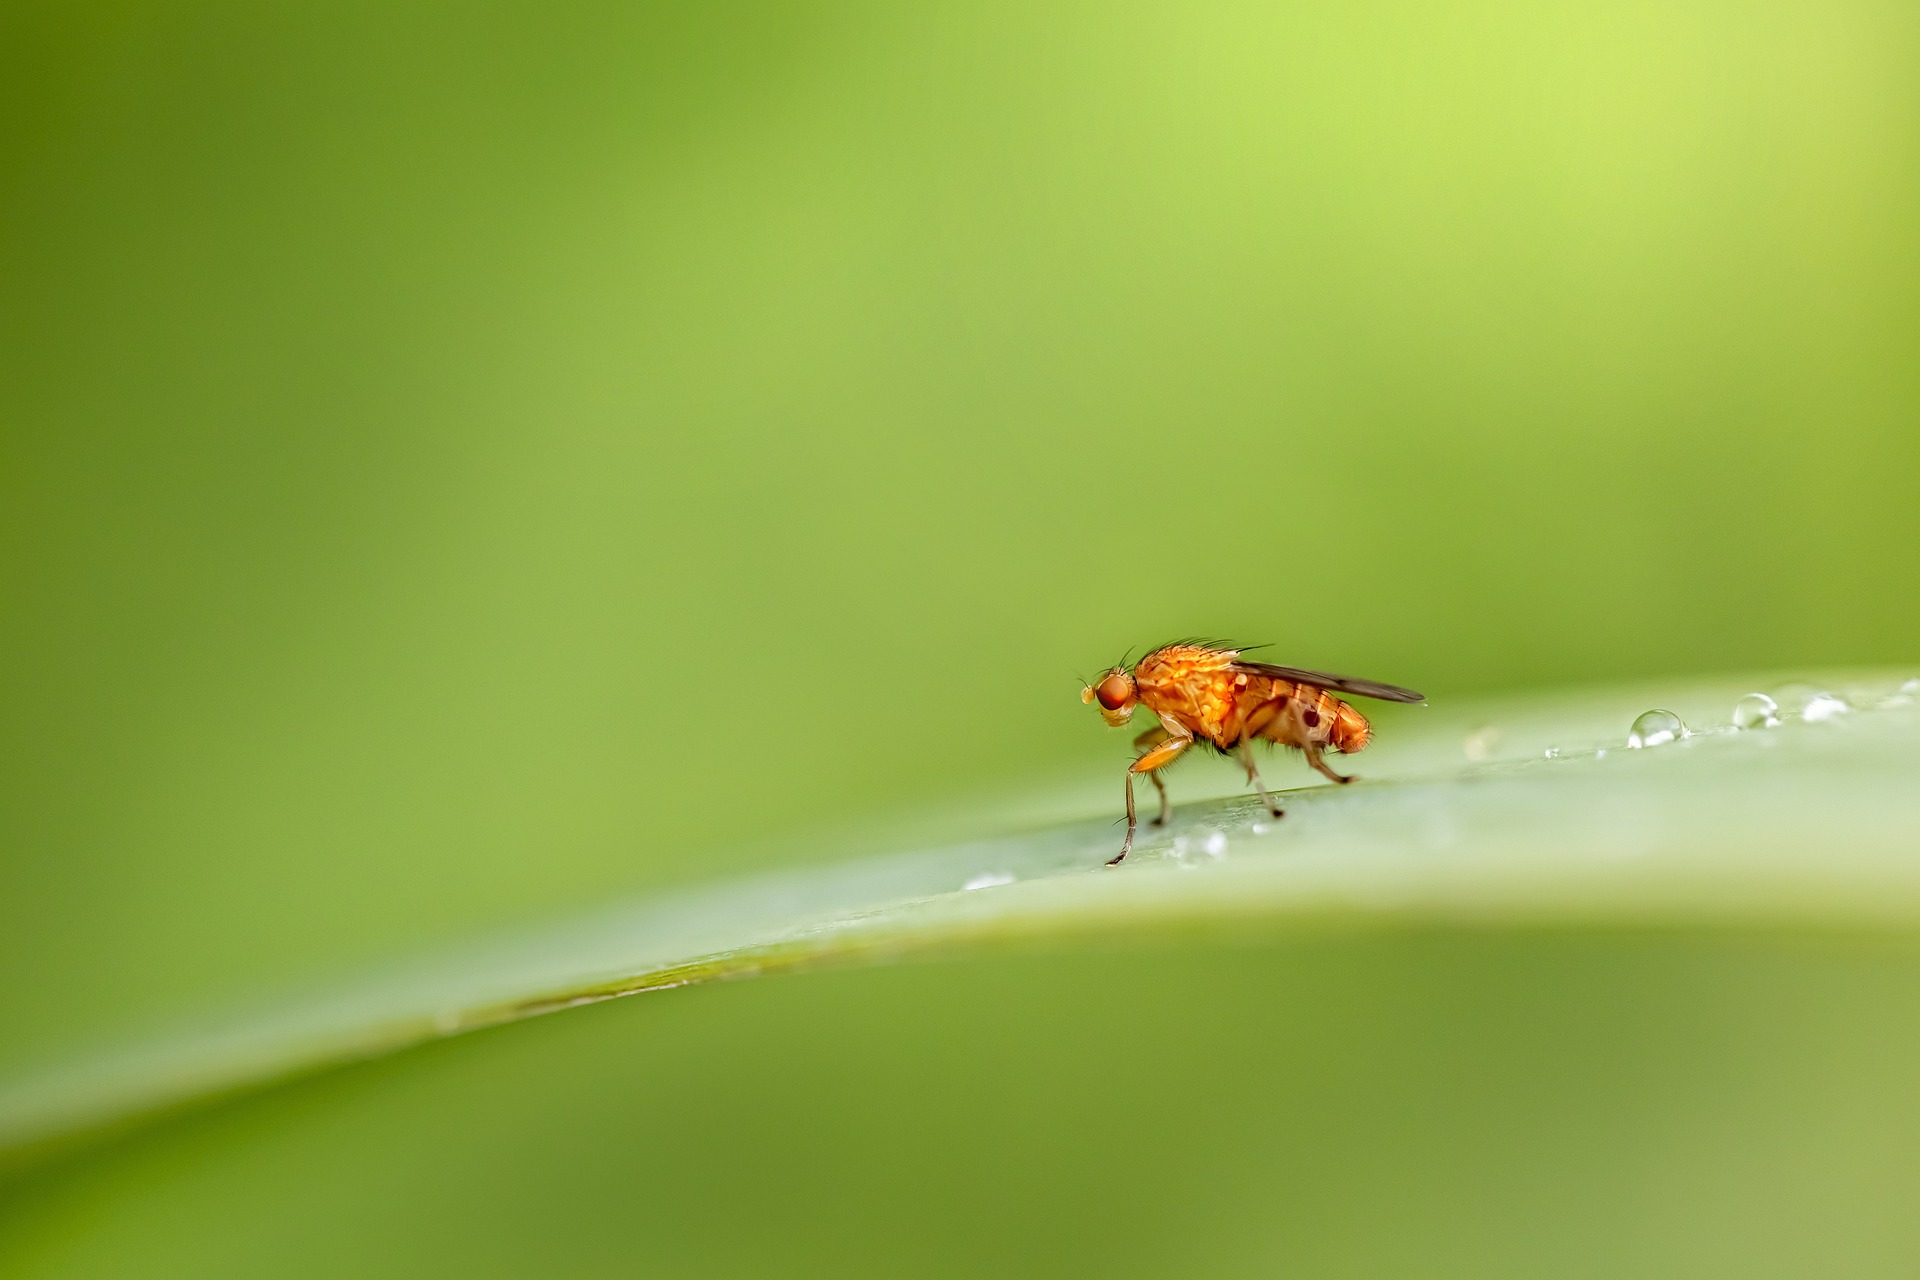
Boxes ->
[1081,641,1423,865]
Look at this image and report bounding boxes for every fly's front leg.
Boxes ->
[1108,733,1192,866]
[1133,726,1173,826]
[1302,739,1355,785]
[1235,742,1285,818]
[1113,769,1138,868]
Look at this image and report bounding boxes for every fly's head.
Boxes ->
[1081,668,1138,727]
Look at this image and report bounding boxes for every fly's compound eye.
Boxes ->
[1095,673,1132,711]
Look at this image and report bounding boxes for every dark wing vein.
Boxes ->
[1230,660,1424,703]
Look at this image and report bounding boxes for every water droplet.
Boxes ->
[1167,832,1227,869]
[1772,682,1850,721]
[1732,693,1779,730]
[1543,746,1561,759]
[1627,709,1685,749]
[1594,748,1608,759]
[1462,726,1500,762]
[1882,678,1920,709]
[962,872,1014,891]
[1803,693,1850,722]
[1249,821,1271,836]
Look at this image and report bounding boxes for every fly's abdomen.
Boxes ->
[1329,698,1371,753]
[1251,683,1370,753]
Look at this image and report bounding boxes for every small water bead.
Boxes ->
[1878,678,1920,709]
[1802,693,1850,722]
[962,872,1014,891]
[1771,682,1849,721]
[1627,709,1686,749]
[1732,693,1780,730]
[1249,821,1271,836]
[1543,746,1561,759]
[1168,831,1228,868]
[1462,726,1500,763]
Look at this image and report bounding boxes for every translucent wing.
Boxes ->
[1230,660,1424,704]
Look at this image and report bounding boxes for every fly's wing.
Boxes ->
[1231,660,1424,704]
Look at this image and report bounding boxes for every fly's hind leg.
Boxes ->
[1108,733,1192,866]
[1235,742,1285,818]
[1133,726,1173,826]
[1302,739,1355,785]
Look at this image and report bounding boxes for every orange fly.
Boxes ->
[1081,641,1423,865]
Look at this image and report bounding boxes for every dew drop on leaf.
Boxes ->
[1803,694,1850,722]
[1627,709,1686,749]
[1733,693,1780,730]
[1882,678,1920,709]
[1772,683,1850,721]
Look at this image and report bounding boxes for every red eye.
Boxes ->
[1096,674,1131,711]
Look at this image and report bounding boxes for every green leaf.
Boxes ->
[4,671,1917,1169]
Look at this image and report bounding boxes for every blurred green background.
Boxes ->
[3,0,1918,1271]
[9,930,1920,1277]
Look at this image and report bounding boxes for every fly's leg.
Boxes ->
[1108,734,1192,865]
[1235,742,1285,818]
[1145,770,1170,827]
[1133,726,1173,826]
[1302,739,1355,785]
[1113,771,1138,867]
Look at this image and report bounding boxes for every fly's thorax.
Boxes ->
[1126,651,1224,747]
[1135,644,1234,690]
